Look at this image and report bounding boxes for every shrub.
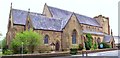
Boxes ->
[85,41,90,50]
[100,42,110,48]
[78,44,83,50]
[93,42,97,49]
[70,48,77,55]
[70,44,78,55]
[2,38,8,54]
[90,47,94,50]
[4,49,13,55]
[85,33,93,50]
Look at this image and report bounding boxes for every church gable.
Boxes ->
[42,3,52,18]
[63,13,81,34]
[25,15,33,30]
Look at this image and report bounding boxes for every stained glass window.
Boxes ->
[72,30,76,44]
[44,35,49,44]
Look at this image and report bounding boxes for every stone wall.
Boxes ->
[6,25,25,46]
[81,24,103,32]
[94,15,110,35]
[34,30,62,51]
[62,14,82,50]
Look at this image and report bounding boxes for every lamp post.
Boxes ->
[21,42,23,54]
[21,42,23,58]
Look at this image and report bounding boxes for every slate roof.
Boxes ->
[12,9,28,25]
[48,6,100,28]
[29,12,62,31]
[82,30,104,35]
[11,9,62,31]
[103,35,112,42]
[75,13,100,27]
[48,6,73,29]
[11,5,101,31]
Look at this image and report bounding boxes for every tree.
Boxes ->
[11,29,43,54]
[85,33,93,50]
[0,33,2,49]
[0,40,2,48]
[2,38,8,54]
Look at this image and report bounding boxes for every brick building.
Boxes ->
[6,3,115,51]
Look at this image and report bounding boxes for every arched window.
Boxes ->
[97,37,100,44]
[44,35,49,44]
[72,30,77,44]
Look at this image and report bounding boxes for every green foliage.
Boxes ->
[70,48,77,55]
[85,33,93,50]
[78,44,83,50]
[90,47,94,50]
[11,29,43,54]
[0,40,2,48]
[2,38,8,54]
[4,49,13,55]
[85,41,90,50]
[70,44,78,55]
[100,42,110,48]
[93,42,98,49]
[2,38,7,49]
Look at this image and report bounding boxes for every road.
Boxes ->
[52,50,119,58]
[72,50,119,56]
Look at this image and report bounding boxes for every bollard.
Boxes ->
[86,51,88,56]
[82,51,84,56]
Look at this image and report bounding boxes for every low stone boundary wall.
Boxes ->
[1,48,118,58]
[1,51,71,58]
[78,48,118,54]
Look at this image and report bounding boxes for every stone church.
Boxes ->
[6,3,115,51]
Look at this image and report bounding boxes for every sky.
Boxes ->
[0,0,119,40]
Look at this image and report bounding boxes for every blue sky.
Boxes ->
[0,0,119,40]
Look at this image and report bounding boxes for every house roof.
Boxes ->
[103,35,112,42]
[29,12,62,31]
[12,9,28,25]
[47,6,100,28]
[82,30,104,35]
